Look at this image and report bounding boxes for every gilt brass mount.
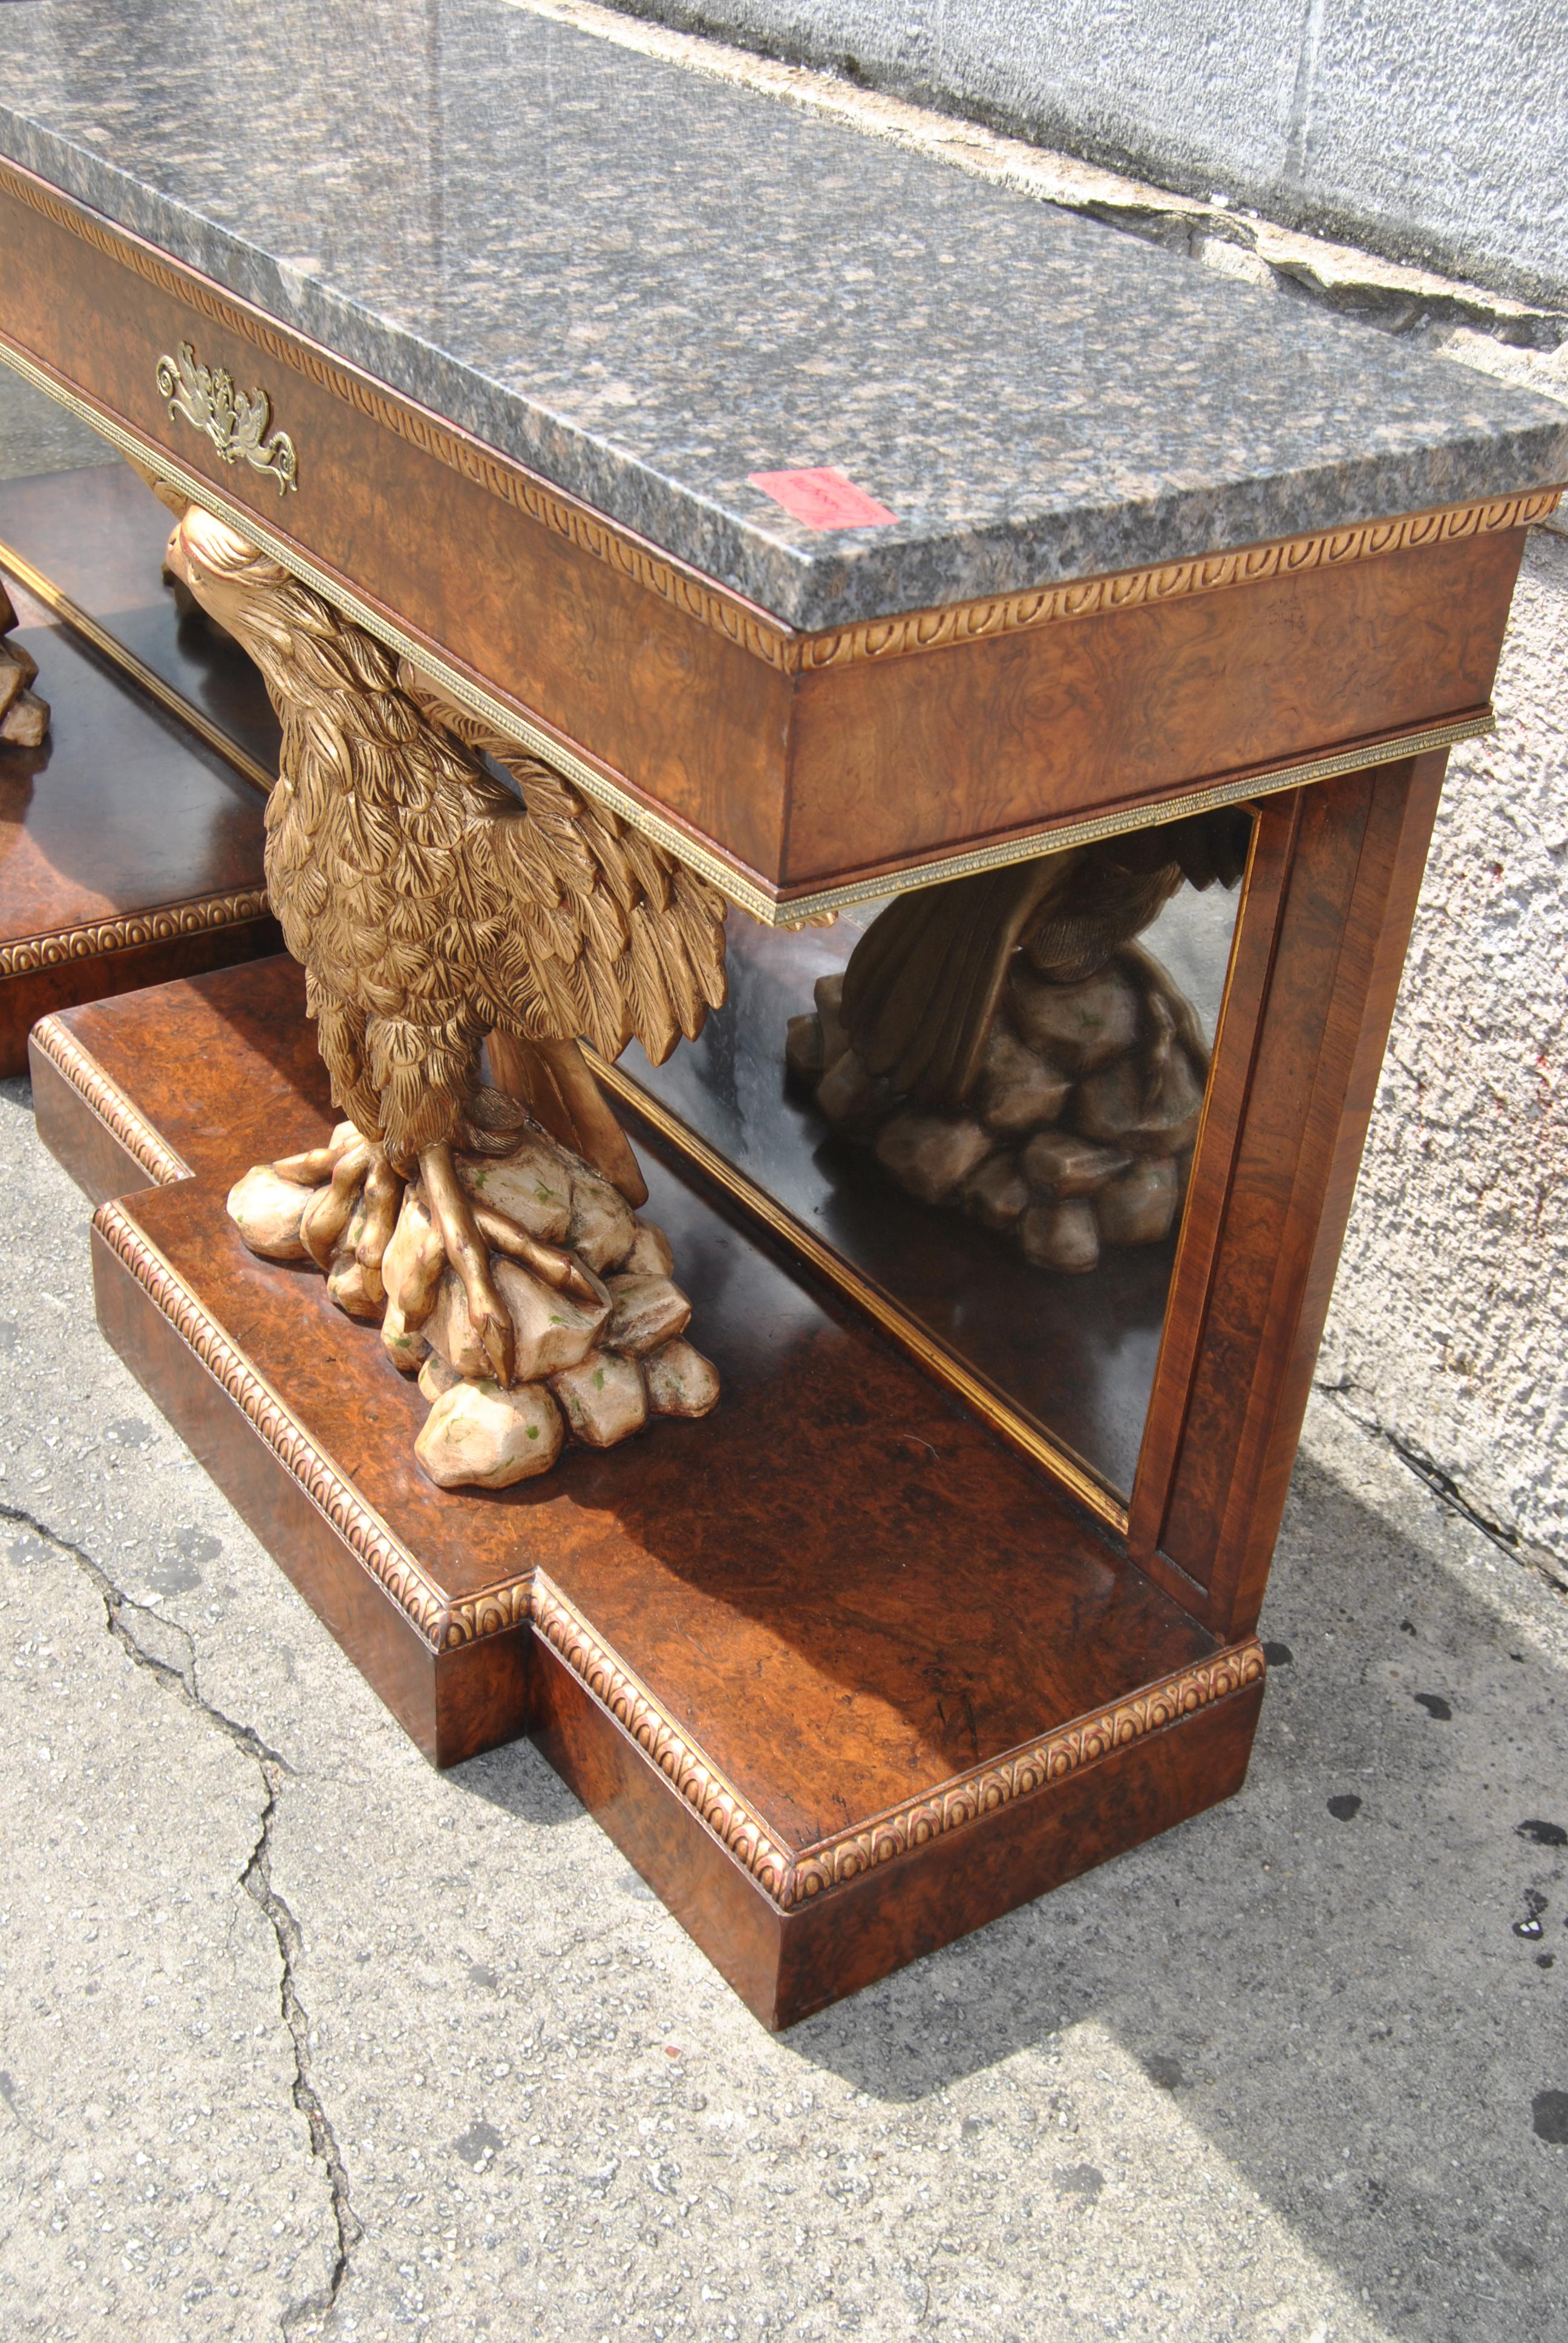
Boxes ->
[156,341,298,494]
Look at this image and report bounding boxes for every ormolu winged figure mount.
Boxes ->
[163,499,728,1489]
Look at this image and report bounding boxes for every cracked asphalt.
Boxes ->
[2,1048,1567,2343]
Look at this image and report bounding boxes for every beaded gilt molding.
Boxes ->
[1,156,1560,680]
[0,886,271,981]
[30,1015,189,1187]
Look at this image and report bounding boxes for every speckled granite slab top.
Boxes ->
[2,0,1566,629]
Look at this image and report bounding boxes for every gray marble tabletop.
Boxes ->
[2,0,1565,629]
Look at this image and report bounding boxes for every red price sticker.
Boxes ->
[746,467,899,530]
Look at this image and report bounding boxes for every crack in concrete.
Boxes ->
[1,1498,288,1768]
[1308,1395,1568,1597]
[244,1765,364,2338]
[1,1499,361,2333]
[1383,1437,1568,1596]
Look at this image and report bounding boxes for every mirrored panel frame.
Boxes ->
[596,803,1264,1527]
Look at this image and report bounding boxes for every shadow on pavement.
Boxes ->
[788,1435,1568,2339]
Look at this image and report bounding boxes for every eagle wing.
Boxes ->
[399,676,730,1069]
[841,856,1079,1107]
[841,809,1252,1113]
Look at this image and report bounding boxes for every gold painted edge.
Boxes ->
[534,1568,1265,1909]
[0,533,275,794]
[588,1044,1128,1529]
[74,1056,1265,1876]
[0,885,272,981]
[1,155,1558,678]
[30,1014,189,1187]
[0,344,1498,925]
[771,712,1497,920]
[88,1194,521,1654]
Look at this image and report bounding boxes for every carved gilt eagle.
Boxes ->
[166,503,728,1385]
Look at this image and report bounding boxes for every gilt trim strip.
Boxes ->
[0,886,272,978]
[0,157,1559,677]
[91,1199,534,1653]
[769,710,1494,922]
[534,1571,1266,1910]
[30,1015,189,1187]
[0,348,1503,927]
[0,531,275,792]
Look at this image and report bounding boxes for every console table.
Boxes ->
[4,0,1564,2027]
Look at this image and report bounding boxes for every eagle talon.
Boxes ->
[356,1150,405,1277]
[474,1306,516,1389]
[272,1126,364,1190]
[421,1142,520,1386]
[300,1137,373,1268]
[469,1201,606,1309]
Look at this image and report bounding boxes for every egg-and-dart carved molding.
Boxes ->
[1,886,272,980]
[3,159,1559,677]
[531,1576,798,1899]
[533,1574,1266,1910]
[795,490,1563,669]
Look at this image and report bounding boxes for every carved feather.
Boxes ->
[194,572,733,1176]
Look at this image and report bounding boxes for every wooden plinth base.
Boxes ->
[1,534,277,1075]
[34,958,1265,2027]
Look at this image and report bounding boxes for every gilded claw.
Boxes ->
[470,1202,606,1309]
[421,1142,518,1386]
[272,1122,365,1188]
[300,1138,372,1267]
[356,1151,403,1276]
[472,1299,516,1389]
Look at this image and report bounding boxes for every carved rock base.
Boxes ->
[229,1118,719,1489]
[789,944,1208,1274]
[0,575,48,747]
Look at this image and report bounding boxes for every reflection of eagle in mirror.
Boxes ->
[165,502,728,1386]
[840,810,1253,1110]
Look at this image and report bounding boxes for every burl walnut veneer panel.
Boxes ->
[36,957,1264,2024]
[783,528,1520,890]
